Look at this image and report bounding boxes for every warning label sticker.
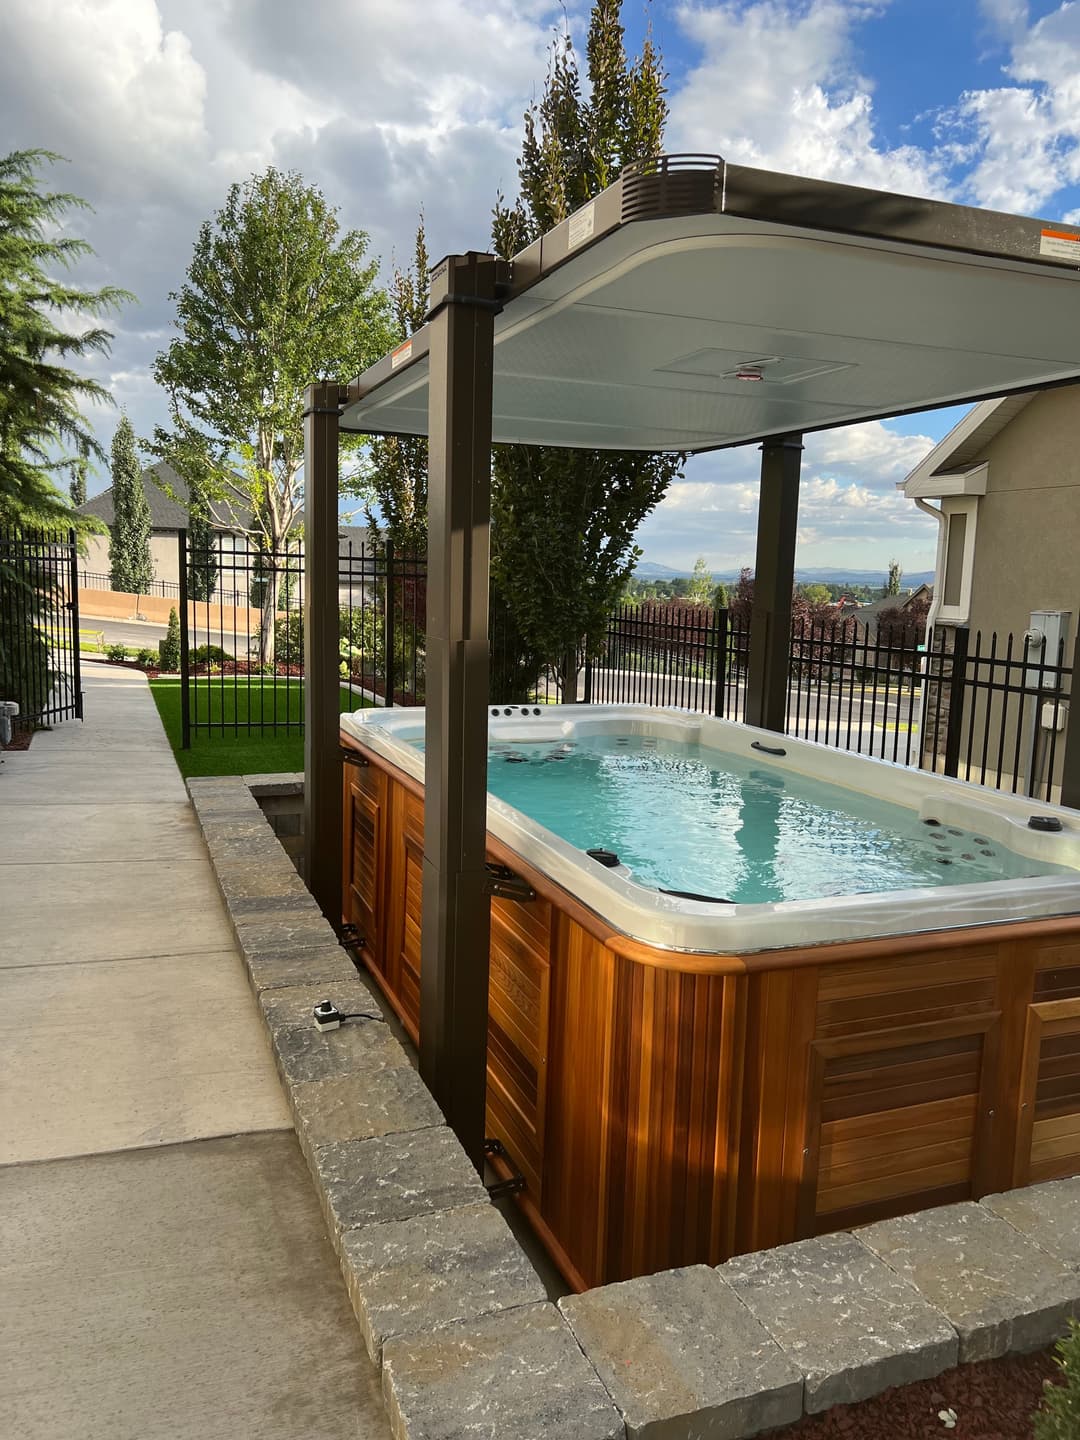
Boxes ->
[390,340,413,370]
[568,203,595,251]
[1040,228,1080,262]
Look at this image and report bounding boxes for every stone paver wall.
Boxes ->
[188,774,1080,1440]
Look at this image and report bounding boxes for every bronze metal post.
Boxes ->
[303,381,345,929]
[420,252,499,1171]
[745,433,803,732]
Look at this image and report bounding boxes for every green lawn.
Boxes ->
[150,677,369,778]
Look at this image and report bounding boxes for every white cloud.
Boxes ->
[947,2,1080,213]
[669,0,949,198]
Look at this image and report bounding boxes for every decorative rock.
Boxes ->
[292,1068,443,1150]
[311,1126,486,1240]
[721,1231,957,1413]
[857,1201,1080,1362]
[272,1017,410,1085]
[560,1264,803,1440]
[982,1177,1080,1271]
[382,1301,622,1440]
[258,979,383,1031]
[241,944,360,992]
[340,1202,547,1364]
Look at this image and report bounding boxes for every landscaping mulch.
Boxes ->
[778,1349,1062,1440]
[0,727,34,751]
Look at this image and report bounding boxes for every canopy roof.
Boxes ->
[341,156,1080,453]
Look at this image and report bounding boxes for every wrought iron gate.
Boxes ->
[0,527,82,730]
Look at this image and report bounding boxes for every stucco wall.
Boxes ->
[79,530,180,586]
[966,386,1080,642]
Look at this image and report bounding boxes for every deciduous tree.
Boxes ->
[490,1,682,699]
[151,167,393,660]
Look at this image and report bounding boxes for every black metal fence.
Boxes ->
[0,527,82,732]
[176,532,427,746]
[172,539,1075,802]
[79,568,250,608]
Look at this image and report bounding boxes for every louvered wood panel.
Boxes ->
[342,763,386,975]
[802,1013,999,1234]
[1014,997,1080,1186]
[1033,941,1080,1002]
[485,894,551,1199]
[816,946,997,1039]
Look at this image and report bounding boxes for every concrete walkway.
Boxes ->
[0,666,389,1438]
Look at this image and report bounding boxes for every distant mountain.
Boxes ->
[633,559,934,587]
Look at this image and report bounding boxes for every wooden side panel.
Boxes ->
[1014,998,1080,1186]
[486,893,551,1199]
[342,762,387,974]
[541,917,615,1290]
[734,968,818,1256]
[600,960,744,1282]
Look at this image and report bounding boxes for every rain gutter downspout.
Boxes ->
[913,495,947,765]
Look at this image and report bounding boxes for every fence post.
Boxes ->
[942,625,969,779]
[713,607,728,718]
[68,528,83,720]
[582,652,593,704]
[1061,641,1080,809]
[383,539,396,708]
[177,529,191,750]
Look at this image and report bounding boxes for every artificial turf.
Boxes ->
[149,676,369,778]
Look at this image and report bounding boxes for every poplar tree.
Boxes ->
[69,447,88,507]
[108,415,153,594]
[491,1,682,698]
[360,216,430,554]
[187,476,217,602]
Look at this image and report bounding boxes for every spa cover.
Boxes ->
[340,156,1080,453]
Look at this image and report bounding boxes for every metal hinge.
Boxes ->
[483,864,535,902]
[340,747,369,766]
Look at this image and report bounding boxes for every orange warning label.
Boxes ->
[1040,227,1080,261]
[391,340,413,370]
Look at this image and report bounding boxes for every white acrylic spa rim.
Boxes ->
[339,705,1080,954]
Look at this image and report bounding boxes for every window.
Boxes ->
[937,497,977,624]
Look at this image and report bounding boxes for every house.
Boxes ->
[901,385,1080,793]
[76,462,250,590]
[845,584,933,641]
[901,386,1080,645]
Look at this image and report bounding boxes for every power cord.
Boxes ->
[312,1000,385,1032]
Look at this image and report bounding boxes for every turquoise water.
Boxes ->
[475,733,1069,905]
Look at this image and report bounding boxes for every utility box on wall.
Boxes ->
[1025,610,1072,688]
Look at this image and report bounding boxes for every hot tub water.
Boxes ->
[479,733,1068,905]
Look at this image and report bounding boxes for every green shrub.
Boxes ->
[105,642,128,663]
[192,643,229,666]
[1035,1321,1080,1439]
[135,648,157,669]
[158,606,181,672]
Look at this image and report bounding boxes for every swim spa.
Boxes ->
[340,704,1080,1288]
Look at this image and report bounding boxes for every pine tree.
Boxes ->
[108,416,153,594]
[158,605,181,672]
[886,559,902,595]
[0,149,130,527]
[490,2,682,698]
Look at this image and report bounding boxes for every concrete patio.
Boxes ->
[0,665,389,1439]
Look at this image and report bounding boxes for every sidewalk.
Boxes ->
[0,665,388,1438]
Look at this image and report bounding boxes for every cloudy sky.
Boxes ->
[5,0,1080,574]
